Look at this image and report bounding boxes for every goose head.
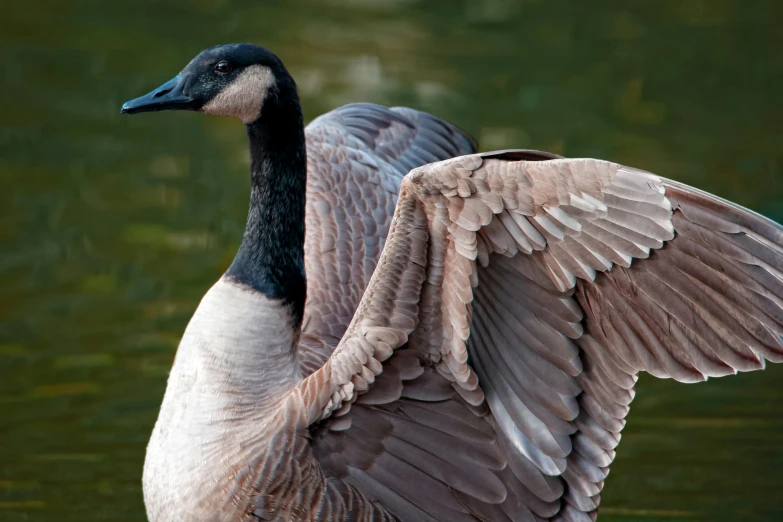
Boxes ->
[121,43,294,124]
[122,43,308,321]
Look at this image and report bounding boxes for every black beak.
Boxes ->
[121,74,197,114]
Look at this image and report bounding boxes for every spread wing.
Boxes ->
[300,152,783,521]
[300,103,476,374]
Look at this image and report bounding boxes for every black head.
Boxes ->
[121,44,296,124]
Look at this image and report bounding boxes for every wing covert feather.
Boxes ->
[301,152,783,521]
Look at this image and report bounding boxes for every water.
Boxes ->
[2,1,782,520]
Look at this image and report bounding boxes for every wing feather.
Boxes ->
[300,104,476,373]
[300,151,783,521]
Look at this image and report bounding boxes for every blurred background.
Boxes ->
[2,0,782,520]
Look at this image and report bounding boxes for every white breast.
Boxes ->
[142,277,302,522]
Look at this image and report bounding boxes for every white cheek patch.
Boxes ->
[202,65,276,123]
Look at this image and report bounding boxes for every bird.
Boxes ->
[122,43,783,522]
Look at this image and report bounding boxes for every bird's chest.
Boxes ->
[141,279,308,521]
[143,392,312,522]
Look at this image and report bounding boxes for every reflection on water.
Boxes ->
[1,0,782,520]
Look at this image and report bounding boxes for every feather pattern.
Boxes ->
[299,104,476,374]
[299,152,783,521]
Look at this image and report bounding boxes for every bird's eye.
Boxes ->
[215,61,233,74]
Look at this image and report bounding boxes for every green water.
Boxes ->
[2,1,782,520]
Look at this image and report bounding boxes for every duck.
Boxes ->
[122,43,783,522]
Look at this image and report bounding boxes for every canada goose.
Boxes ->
[122,43,783,522]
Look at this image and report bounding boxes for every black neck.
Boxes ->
[225,81,307,326]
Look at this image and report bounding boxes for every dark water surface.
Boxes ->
[2,1,782,520]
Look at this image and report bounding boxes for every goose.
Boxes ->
[122,43,783,522]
